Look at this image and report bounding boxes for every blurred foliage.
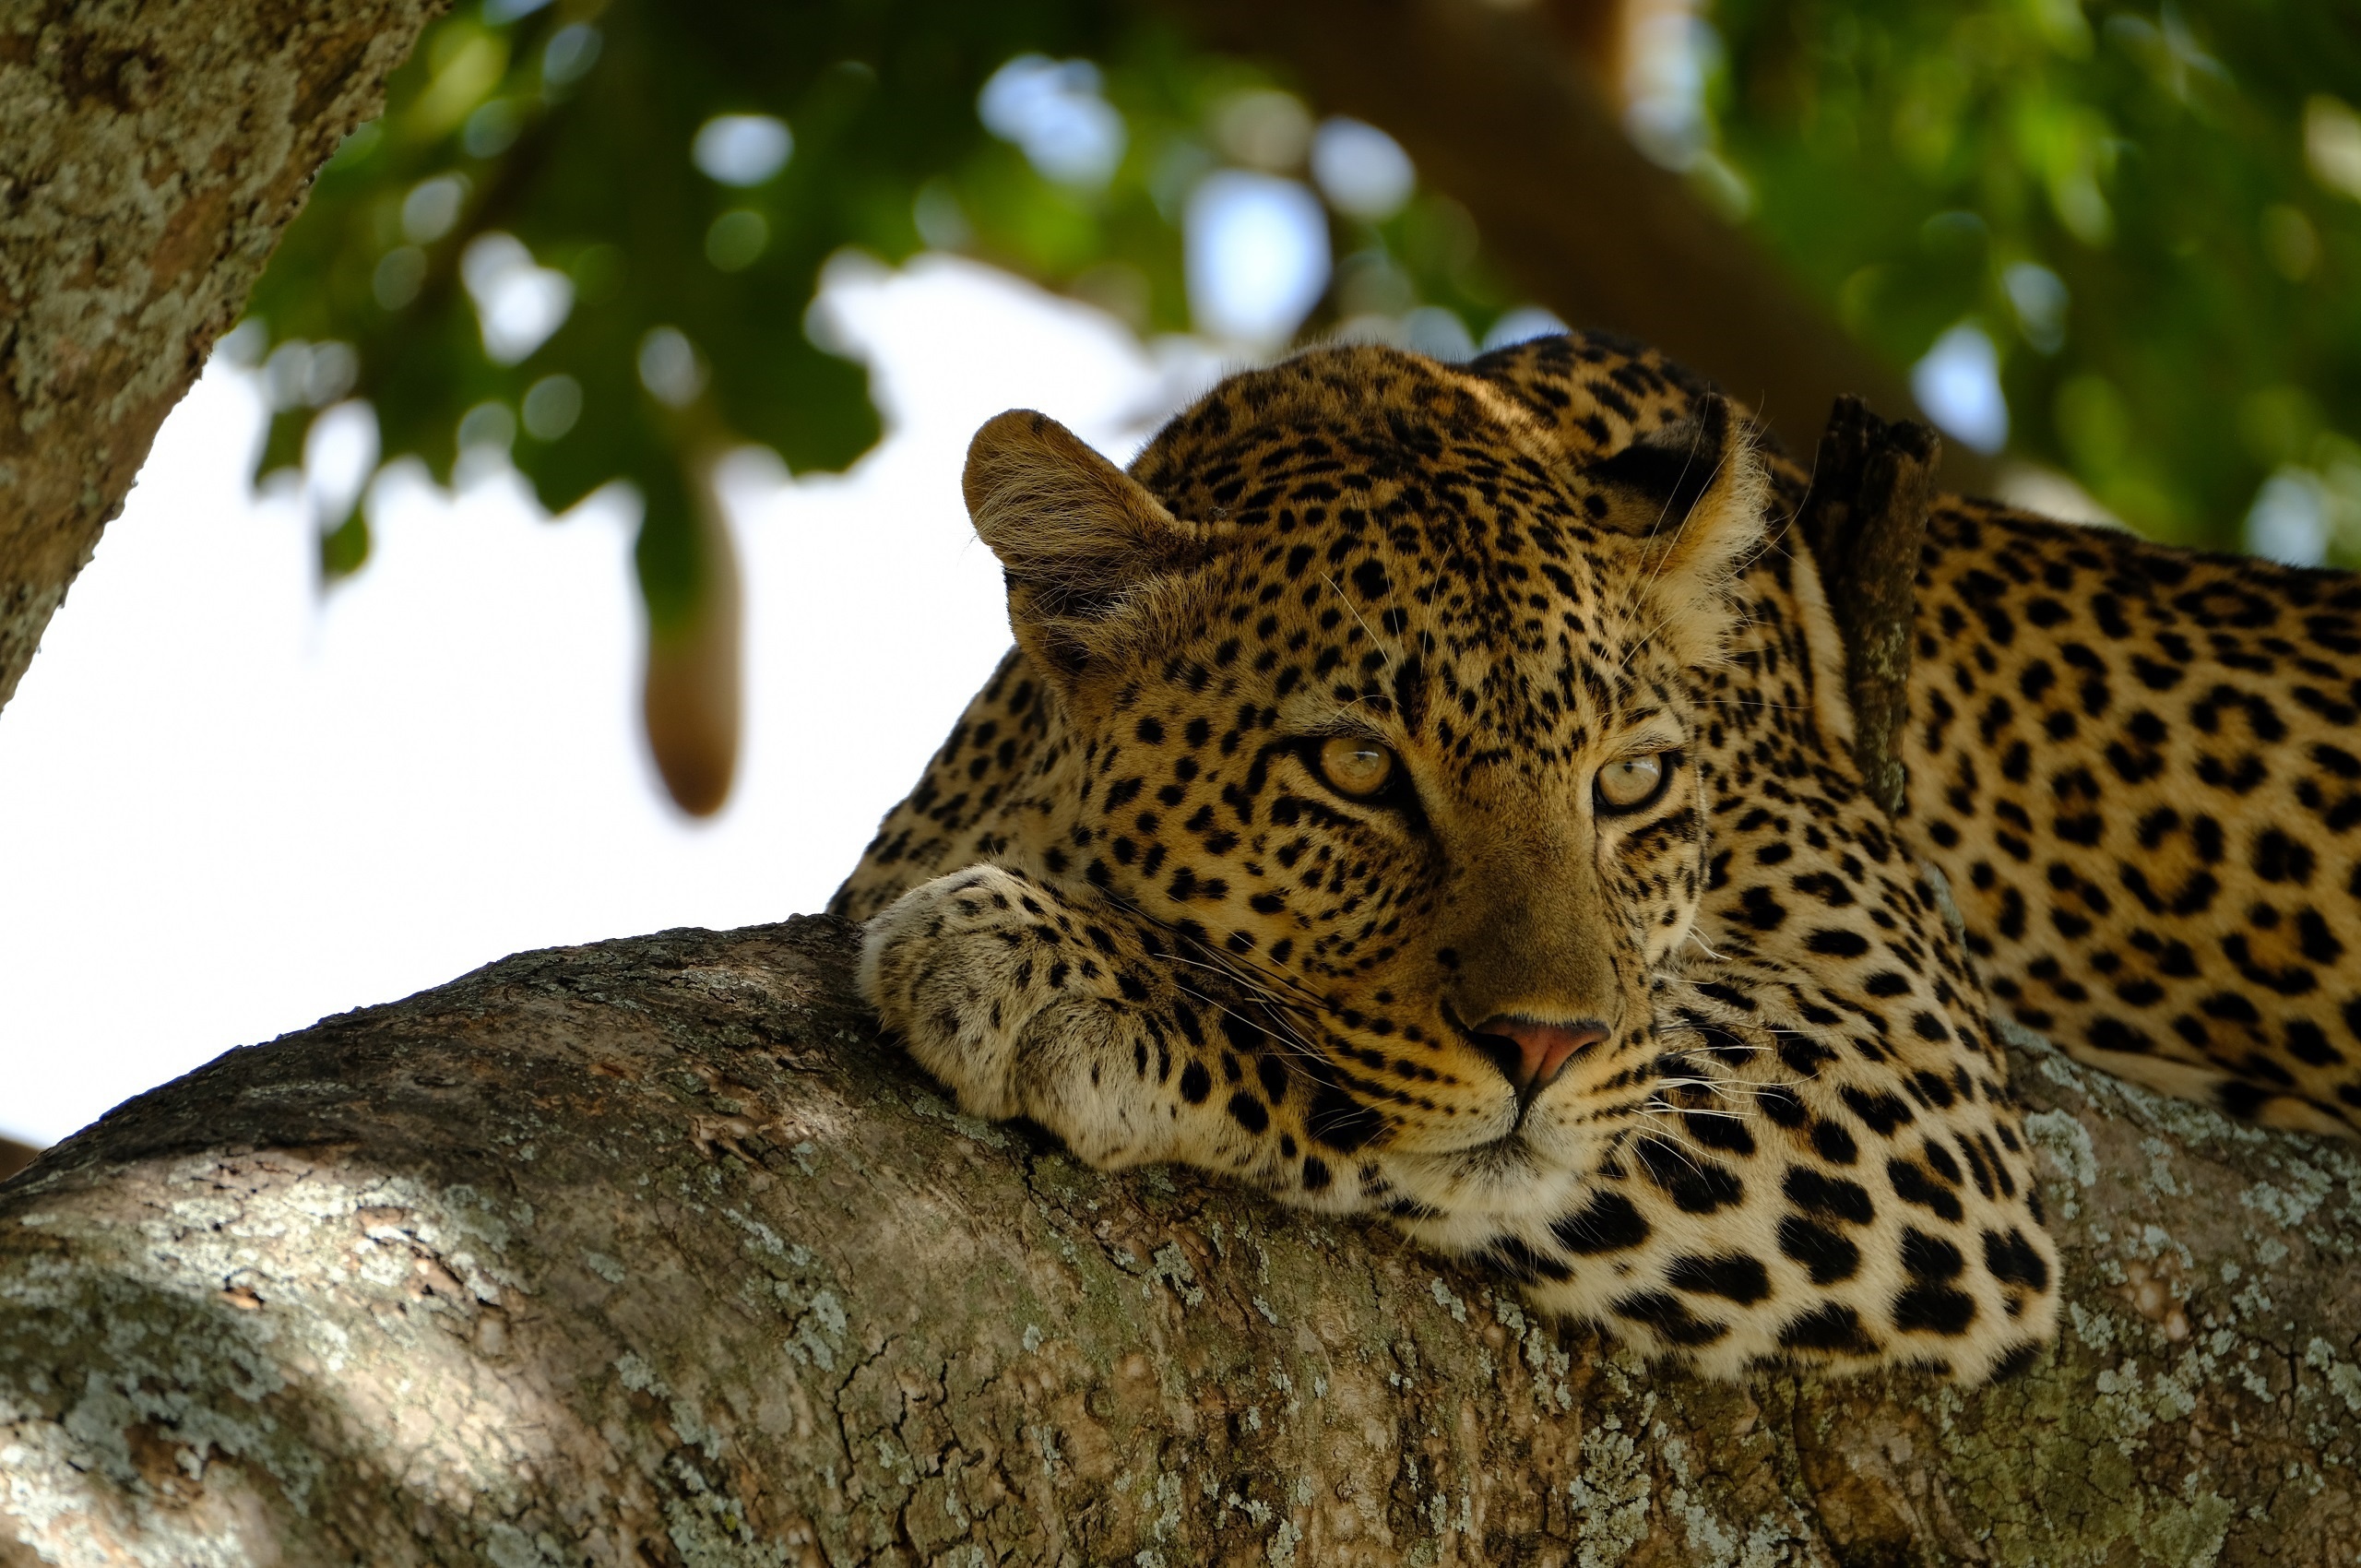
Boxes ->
[243,0,1512,632]
[1710,0,2361,551]
[244,0,2361,615]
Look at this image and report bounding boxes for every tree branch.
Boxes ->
[1797,396,1943,820]
[0,0,445,717]
[5,918,2357,1564]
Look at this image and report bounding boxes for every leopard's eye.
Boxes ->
[1316,736,1397,798]
[1596,753,1667,811]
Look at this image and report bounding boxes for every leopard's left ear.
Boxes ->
[1594,395,1770,664]
[964,409,1209,684]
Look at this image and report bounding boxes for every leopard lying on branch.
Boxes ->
[836,333,2358,1382]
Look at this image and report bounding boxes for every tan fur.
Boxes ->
[963,410,1213,683]
[1782,529,1859,752]
[1628,407,1773,671]
[1893,493,2361,1139]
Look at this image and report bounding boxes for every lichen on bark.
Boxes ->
[3,916,2355,1566]
[0,0,445,713]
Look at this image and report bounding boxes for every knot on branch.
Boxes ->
[1797,395,1941,820]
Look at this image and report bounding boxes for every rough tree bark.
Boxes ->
[1797,398,1944,821]
[0,0,445,714]
[4,916,2357,1566]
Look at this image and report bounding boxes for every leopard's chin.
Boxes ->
[1377,1116,1602,1222]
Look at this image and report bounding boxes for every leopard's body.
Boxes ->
[1903,502,2361,1140]
[838,337,2059,1381]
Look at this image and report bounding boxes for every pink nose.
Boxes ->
[1472,1016,1608,1098]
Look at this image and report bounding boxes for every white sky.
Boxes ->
[0,255,1236,1146]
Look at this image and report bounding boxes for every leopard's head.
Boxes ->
[967,340,1768,1213]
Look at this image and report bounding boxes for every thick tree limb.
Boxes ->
[1798,396,1944,820]
[4,916,2358,1564]
[0,0,445,716]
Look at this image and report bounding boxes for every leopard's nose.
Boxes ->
[1471,1016,1608,1100]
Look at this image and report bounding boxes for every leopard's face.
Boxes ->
[853,336,2064,1380]
[972,346,1766,1210]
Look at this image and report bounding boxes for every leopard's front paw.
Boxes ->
[859,865,1046,1121]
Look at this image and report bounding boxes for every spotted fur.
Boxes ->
[1903,500,2361,1140]
[838,338,2057,1381]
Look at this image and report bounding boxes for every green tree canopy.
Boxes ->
[244,0,1511,626]
[1710,0,2361,547]
[241,0,2361,805]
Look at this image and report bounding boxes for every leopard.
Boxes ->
[833,334,2060,1383]
[1901,493,2361,1142]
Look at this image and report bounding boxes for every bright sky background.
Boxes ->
[0,255,1233,1146]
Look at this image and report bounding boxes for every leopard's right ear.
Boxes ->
[964,410,1207,683]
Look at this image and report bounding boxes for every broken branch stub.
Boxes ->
[1798,395,1942,820]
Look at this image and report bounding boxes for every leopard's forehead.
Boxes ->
[1105,338,1738,757]
[1128,335,1720,524]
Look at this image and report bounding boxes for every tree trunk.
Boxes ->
[0,0,445,715]
[4,915,2355,1566]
